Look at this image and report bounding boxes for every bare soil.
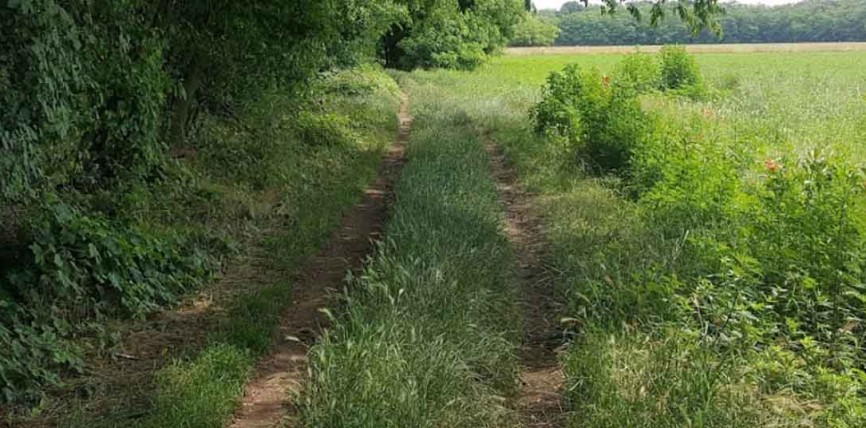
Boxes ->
[484,140,566,428]
[227,93,411,428]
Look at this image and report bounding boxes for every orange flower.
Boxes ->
[764,159,781,173]
[602,75,611,87]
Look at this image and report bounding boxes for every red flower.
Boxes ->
[764,159,781,173]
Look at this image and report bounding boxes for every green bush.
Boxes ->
[0,199,217,403]
[531,64,585,142]
[381,0,525,70]
[0,306,81,404]
[532,64,652,174]
[613,52,660,96]
[658,45,703,91]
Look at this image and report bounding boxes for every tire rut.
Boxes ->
[484,139,566,428]
[229,92,412,428]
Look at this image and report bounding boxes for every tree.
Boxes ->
[551,0,866,46]
[381,0,525,70]
[510,15,561,46]
[561,1,585,14]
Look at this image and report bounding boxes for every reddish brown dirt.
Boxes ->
[484,140,566,428]
[228,93,411,428]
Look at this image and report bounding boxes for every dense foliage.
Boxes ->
[382,0,526,70]
[532,46,701,173]
[510,14,561,47]
[0,0,399,406]
[552,0,866,46]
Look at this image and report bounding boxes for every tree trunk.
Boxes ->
[168,58,205,149]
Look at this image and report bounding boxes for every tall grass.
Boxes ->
[299,79,520,428]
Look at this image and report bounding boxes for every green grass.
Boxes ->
[406,50,866,427]
[299,77,520,428]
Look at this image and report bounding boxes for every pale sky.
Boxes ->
[534,0,803,10]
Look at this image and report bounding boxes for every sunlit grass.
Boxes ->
[300,77,520,428]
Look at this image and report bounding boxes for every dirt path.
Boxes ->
[484,140,566,428]
[228,93,411,428]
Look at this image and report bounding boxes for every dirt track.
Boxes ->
[228,93,412,428]
[485,140,565,428]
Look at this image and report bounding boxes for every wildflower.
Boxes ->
[602,75,611,87]
[764,159,781,173]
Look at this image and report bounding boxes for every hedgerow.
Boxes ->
[0,0,423,406]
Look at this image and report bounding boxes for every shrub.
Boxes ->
[613,52,660,96]
[659,45,703,91]
[0,306,82,404]
[745,152,866,339]
[0,199,218,403]
[532,64,652,174]
[528,51,866,424]
[532,64,585,142]
[8,200,216,318]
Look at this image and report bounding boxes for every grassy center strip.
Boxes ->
[299,82,521,427]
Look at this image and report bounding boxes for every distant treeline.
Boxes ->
[519,0,866,46]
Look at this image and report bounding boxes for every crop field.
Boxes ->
[506,42,866,56]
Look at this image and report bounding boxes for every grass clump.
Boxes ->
[300,85,519,427]
[565,329,779,428]
[142,345,251,428]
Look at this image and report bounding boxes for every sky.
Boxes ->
[534,0,803,10]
